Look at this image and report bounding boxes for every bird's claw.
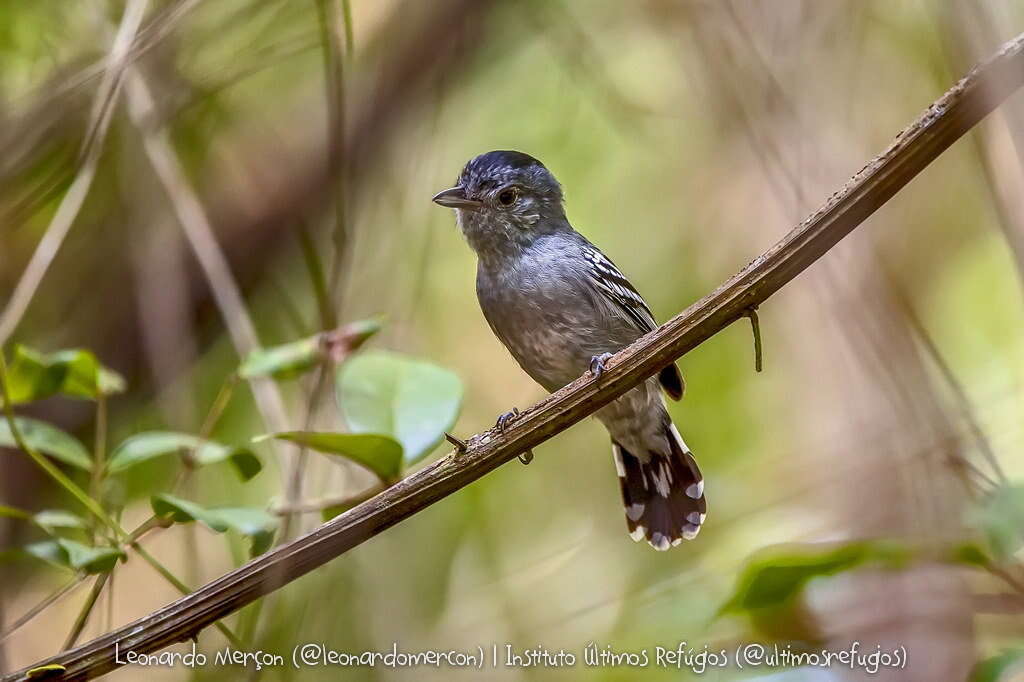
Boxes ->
[495,408,533,465]
[495,407,520,433]
[590,353,614,380]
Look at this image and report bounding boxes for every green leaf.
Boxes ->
[238,318,383,380]
[56,539,124,573]
[24,541,68,569]
[947,542,991,568]
[0,417,92,470]
[239,335,323,380]
[970,650,1024,682]
[337,350,462,465]
[973,484,1024,561]
[206,507,278,556]
[97,368,126,396]
[259,431,402,481]
[191,441,262,481]
[720,542,881,615]
[337,317,385,347]
[107,431,261,481]
[34,509,87,532]
[151,494,229,531]
[322,318,384,363]
[4,345,124,404]
[23,539,122,573]
[151,494,278,557]
[1,508,87,538]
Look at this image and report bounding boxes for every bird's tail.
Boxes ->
[612,424,706,550]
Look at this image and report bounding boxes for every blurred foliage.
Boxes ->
[973,484,1024,562]
[4,346,124,405]
[239,317,382,379]
[107,431,261,480]
[151,494,277,557]
[263,350,463,492]
[239,335,326,380]
[0,417,92,471]
[25,539,124,575]
[971,649,1024,682]
[264,431,403,481]
[337,350,463,466]
[720,542,896,617]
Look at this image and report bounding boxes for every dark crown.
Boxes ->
[458,150,561,202]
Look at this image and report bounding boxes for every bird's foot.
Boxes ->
[590,352,614,380]
[495,408,519,433]
[495,408,534,465]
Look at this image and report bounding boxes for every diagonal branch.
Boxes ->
[9,30,1024,682]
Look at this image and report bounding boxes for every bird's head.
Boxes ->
[433,150,566,258]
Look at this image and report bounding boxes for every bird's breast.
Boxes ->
[476,260,620,392]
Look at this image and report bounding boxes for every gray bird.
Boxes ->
[433,150,705,550]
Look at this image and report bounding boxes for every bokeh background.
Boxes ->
[2,1,1024,680]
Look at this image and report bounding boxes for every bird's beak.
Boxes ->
[432,186,481,210]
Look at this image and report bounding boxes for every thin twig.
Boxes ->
[884,267,1007,486]
[0,579,86,645]
[986,564,1024,595]
[272,480,389,516]
[0,0,149,345]
[340,0,354,58]
[196,375,237,443]
[127,541,242,648]
[120,59,293,478]
[62,573,110,652]
[87,395,107,542]
[296,222,333,331]
[257,362,336,661]
[102,570,114,637]
[279,362,332,541]
[15,31,1024,682]
[317,0,351,325]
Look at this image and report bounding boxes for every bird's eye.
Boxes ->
[497,188,518,206]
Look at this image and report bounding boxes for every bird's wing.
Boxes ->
[581,246,657,332]
[582,245,685,400]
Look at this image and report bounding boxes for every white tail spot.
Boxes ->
[685,480,704,499]
[650,532,670,551]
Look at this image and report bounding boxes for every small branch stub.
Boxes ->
[746,307,763,373]
[444,432,467,453]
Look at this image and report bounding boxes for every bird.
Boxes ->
[432,150,705,550]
